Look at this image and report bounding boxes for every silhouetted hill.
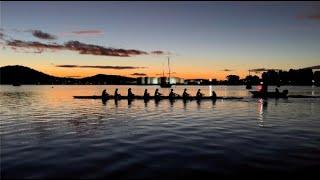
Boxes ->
[81,74,136,84]
[0,65,73,84]
[0,65,136,85]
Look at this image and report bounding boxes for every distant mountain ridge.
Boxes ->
[0,65,137,85]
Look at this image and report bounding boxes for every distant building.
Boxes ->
[185,79,210,85]
[137,76,184,85]
[137,77,159,85]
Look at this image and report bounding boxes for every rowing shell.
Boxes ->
[73,95,243,100]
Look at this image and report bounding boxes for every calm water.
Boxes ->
[1,85,320,178]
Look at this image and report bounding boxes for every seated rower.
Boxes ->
[169,89,178,99]
[143,89,150,99]
[196,89,204,99]
[114,88,121,100]
[211,90,217,99]
[101,89,109,100]
[128,88,135,99]
[154,89,162,100]
[182,88,190,99]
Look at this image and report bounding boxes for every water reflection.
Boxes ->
[102,99,107,105]
[196,99,201,110]
[183,99,188,111]
[128,99,133,107]
[209,85,212,96]
[212,99,217,106]
[312,89,315,96]
[170,99,175,107]
[114,99,118,107]
[155,99,160,107]
[258,98,267,127]
[144,99,149,107]
[2,85,320,178]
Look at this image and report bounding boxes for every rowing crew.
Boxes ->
[102,88,217,100]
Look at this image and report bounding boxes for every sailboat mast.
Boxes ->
[168,57,170,83]
[162,62,165,77]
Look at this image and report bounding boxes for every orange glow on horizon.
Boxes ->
[40,66,251,80]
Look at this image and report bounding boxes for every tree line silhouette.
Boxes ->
[1,65,319,86]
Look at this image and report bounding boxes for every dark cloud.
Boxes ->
[249,68,267,72]
[5,39,153,57]
[32,30,57,40]
[222,69,232,71]
[56,65,147,70]
[5,38,166,57]
[130,73,147,76]
[64,41,148,57]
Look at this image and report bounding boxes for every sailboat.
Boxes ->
[160,57,172,88]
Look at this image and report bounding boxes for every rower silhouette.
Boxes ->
[211,90,217,99]
[114,88,121,100]
[143,89,150,100]
[169,89,178,100]
[196,89,204,100]
[128,88,135,99]
[182,88,190,99]
[102,89,109,100]
[154,89,162,101]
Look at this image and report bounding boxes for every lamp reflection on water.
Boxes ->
[258,98,267,127]
[209,85,212,96]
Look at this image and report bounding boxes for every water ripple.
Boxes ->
[1,85,320,178]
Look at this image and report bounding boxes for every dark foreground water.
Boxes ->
[1,85,320,178]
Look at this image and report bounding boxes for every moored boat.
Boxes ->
[12,83,21,86]
[250,90,288,98]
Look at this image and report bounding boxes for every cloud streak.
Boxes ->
[56,65,147,70]
[249,68,282,72]
[151,50,171,55]
[71,30,103,35]
[298,13,320,21]
[5,38,165,57]
[155,72,177,76]
[60,30,104,37]
[6,40,64,53]
[130,73,147,76]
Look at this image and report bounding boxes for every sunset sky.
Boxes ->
[1,1,319,80]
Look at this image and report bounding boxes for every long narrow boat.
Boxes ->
[73,95,243,100]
